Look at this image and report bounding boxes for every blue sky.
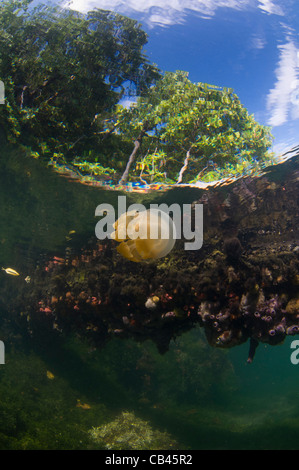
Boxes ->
[62,0,299,156]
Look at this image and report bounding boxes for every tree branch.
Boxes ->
[118,138,142,185]
[177,148,191,184]
[118,125,148,184]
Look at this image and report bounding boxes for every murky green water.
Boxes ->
[1,137,299,450]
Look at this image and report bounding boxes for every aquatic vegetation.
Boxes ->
[286,297,299,315]
[2,151,296,364]
[0,0,298,453]
[111,209,176,262]
[0,139,298,450]
[89,411,178,450]
[0,347,110,449]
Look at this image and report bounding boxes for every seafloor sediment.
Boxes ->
[1,153,299,362]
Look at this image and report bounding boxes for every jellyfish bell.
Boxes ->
[111,209,176,262]
[110,210,139,242]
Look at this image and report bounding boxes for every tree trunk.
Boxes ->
[177,148,191,184]
[118,127,147,185]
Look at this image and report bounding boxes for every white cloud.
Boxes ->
[267,41,299,126]
[258,0,284,15]
[251,34,267,50]
[64,0,284,28]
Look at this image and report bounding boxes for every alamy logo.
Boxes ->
[0,341,4,365]
[0,81,4,105]
[95,196,203,256]
[290,340,299,365]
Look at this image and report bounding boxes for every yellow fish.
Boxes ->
[2,267,20,276]
[76,400,91,410]
[46,370,55,380]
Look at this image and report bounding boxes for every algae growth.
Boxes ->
[89,411,179,450]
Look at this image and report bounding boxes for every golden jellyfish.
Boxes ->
[111,209,176,262]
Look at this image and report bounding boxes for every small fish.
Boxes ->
[25,276,31,284]
[46,370,55,380]
[2,267,20,276]
[76,400,91,410]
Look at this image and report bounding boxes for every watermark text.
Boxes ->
[0,341,4,365]
[290,340,299,365]
[0,81,4,105]
[95,196,203,252]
